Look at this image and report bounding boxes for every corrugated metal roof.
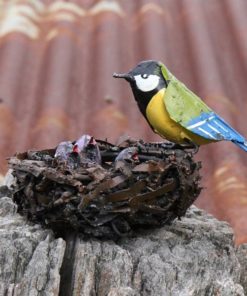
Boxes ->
[1,0,247,243]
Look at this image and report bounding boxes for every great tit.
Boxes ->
[113,60,247,151]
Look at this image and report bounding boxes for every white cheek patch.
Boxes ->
[134,74,160,92]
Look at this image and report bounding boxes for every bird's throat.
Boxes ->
[131,86,158,119]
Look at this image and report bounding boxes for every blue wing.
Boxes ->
[186,112,247,151]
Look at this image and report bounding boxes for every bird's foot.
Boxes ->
[182,140,200,154]
[157,140,199,153]
[148,141,188,150]
[160,142,184,150]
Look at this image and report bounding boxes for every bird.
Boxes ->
[113,60,247,151]
[115,147,139,162]
[54,141,74,161]
[54,141,78,169]
[114,147,139,177]
[73,134,102,165]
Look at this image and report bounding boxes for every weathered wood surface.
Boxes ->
[0,173,246,296]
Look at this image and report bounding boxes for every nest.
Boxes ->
[8,138,202,239]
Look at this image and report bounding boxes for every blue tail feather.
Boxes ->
[187,112,247,152]
[233,140,247,152]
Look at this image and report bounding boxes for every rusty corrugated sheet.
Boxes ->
[0,0,247,244]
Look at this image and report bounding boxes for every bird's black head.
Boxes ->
[113,60,168,116]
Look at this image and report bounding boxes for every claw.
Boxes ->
[182,139,200,154]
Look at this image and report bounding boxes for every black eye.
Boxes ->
[141,74,149,79]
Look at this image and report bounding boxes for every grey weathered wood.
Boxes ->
[0,172,246,296]
[58,207,245,296]
[237,244,247,294]
[0,195,66,296]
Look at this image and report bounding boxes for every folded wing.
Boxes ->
[160,63,247,151]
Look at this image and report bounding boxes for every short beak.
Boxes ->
[73,144,79,153]
[89,137,97,145]
[113,72,135,83]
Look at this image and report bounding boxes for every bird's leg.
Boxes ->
[182,139,200,153]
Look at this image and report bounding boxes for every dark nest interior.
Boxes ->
[8,137,202,240]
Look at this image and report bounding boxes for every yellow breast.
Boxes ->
[146,89,212,145]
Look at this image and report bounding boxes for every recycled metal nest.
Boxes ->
[8,138,202,239]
